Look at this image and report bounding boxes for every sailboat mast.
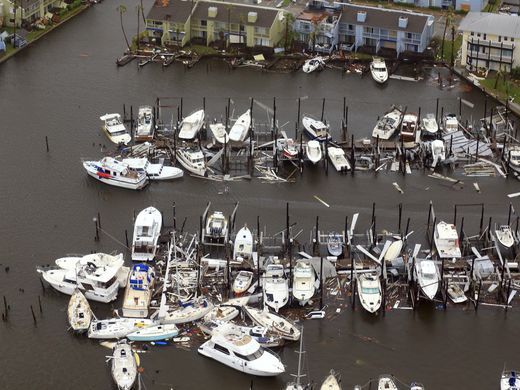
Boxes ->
[296,327,304,386]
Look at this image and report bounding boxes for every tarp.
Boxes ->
[253,54,265,61]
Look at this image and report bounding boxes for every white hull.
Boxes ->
[209,123,229,144]
[414,259,440,301]
[233,226,253,262]
[111,341,137,390]
[243,306,300,341]
[321,371,341,390]
[132,207,162,262]
[83,161,148,190]
[176,149,206,177]
[292,262,315,306]
[89,318,155,339]
[135,106,154,141]
[447,283,467,304]
[378,376,398,390]
[370,59,388,84]
[303,57,325,73]
[100,113,131,145]
[67,289,92,332]
[302,116,331,142]
[434,221,462,259]
[233,271,254,294]
[229,110,251,142]
[328,147,350,172]
[179,109,205,140]
[306,140,322,164]
[357,273,382,314]
[384,240,403,261]
[263,265,289,312]
[163,299,214,324]
[204,305,240,322]
[372,109,402,140]
[501,370,520,390]
[496,226,515,248]
[127,324,179,341]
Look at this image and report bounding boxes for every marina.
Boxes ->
[2,1,520,388]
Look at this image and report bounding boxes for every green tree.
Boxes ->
[117,5,131,51]
[440,7,454,61]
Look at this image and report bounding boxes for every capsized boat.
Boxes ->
[209,122,229,144]
[327,233,343,257]
[447,283,467,304]
[198,327,285,376]
[203,305,240,322]
[178,109,205,140]
[206,211,228,239]
[320,369,342,390]
[263,263,289,312]
[83,157,148,190]
[400,113,419,148]
[126,323,179,341]
[292,261,315,306]
[229,109,251,142]
[378,375,398,390]
[135,105,154,142]
[305,140,322,164]
[233,270,254,294]
[233,225,253,263]
[243,306,300,341]
[422,113,438,134]
[163,297,214,324]
[302,57,325,73]
[302,116,331,142]
[123,157,183,180]
[176,147,206,177]
[111,339,137,390]
[328,147,351,172]
[100,113,131,145]
[67,289,92,333]
[370,57,388,84]
[496,225,515,249]
[357,271,382,314]
[501,370,520,390]
[132,207,162,262]
[88,317,155,339]
[122,263,155,318]
[434,221,461,259]
[414,259,440,300]
[372,108,402,140]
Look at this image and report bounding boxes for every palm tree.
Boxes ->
[117,5,131,51]
[136,4,143,51]
[140,0,146,24]
[440,7,454,62]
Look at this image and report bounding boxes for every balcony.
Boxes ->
[468,37,514,51]
[467,50,513,64]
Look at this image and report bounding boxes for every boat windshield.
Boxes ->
[235,349,264,361]
[110,130,128,136]
[362,287,379,294]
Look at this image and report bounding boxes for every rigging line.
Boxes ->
[98,226,131,250]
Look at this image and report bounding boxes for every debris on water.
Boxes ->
[392,182,404,194]
[314,195,330,208]
[473,182,481,193]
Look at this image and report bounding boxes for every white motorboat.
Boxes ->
[357,271,382,314]
[320,369,341,390]
[199,321,285,348]
[410,383,425,390]
[305,140,322,164]
[384,240,403,261]
[263,263,289,312]
[122,263,155,318]
[163,297,214,324]
[302,57,325,73]
[123,157,183,180]
[496,225,515,248]
[206,211,228,239]
[400,113,419,148]
[67,289,92,333]
[302,116,331,142]
[422,113,438,134]
[229,109,251,142]
[327,233,343,257]
[135,105,154,142]
[279,138,299,159]
[132,207,162,262]
[378,375,398,390]
[83,157,148,190]
[430,140,446,168]
[38,262,122,303]
[88,317,155,339]
[414,259,440,300]
[434,221,461,259]
[233,225,253,262]
[292,261,315,306]
[328,147,350,172]
[176,147,206,177]
[505,145,520,177]
[443,113,459,133]
[198,328,285,376]
[111,339,137,390]
[243,306,300,341]
[100,113,131,145]
[56,252,124,271]
[501,370,520,390]
[178,109,205,140]
[370,57,388,84]
[209,123,229,144]
[204,305,240,322]
[372,109,402,140]
[233,270,254,294]
[126,323,179,341]
[447,283,467,304]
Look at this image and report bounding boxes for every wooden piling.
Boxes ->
[180,97,183,119]
[398,203,402,234]
[320,98,326,122]
[3,296,8,320]
[38,295,42,313]
[508,203,513,226]
[319,256,324,309]
[30,305,37,325]
[125,229,129,248]
[173,202,177,230]
[45,136,49,152]
[435,98,439,122]
[94,218,99,241]
[97,212,101,229]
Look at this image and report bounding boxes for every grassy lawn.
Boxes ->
[483,1,498,12]
[190,45,218,56]
[440,34,462,62]
[480,76,520,102]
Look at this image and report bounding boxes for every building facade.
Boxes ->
[459,12,520,72]
[145,0,286,49]
[337,4,434,55]
[0,0,60,26]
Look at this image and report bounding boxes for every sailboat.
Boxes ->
[292,261,315,306]
[370,57,388,84]
[320,370,342,390]
[501,369,520,390]
[243,306,300,341]
[132,207,162,262]
[378,375,398,390]
[111,339,137,390]
[305,140,322,164]
[263,263,289,312]
[229,109,251,142]
[178,109,205,140]
[67,289,92,333]
[285,327,308,390]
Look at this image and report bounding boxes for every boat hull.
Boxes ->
[83,162,148,190]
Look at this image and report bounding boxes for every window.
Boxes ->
[483,34,486,40]
[470,31,474,36]
[200,20,207,26]
[477,33,481,37]
[499,36,502,42]
[213,344,230,355]
[235,350,264,361]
